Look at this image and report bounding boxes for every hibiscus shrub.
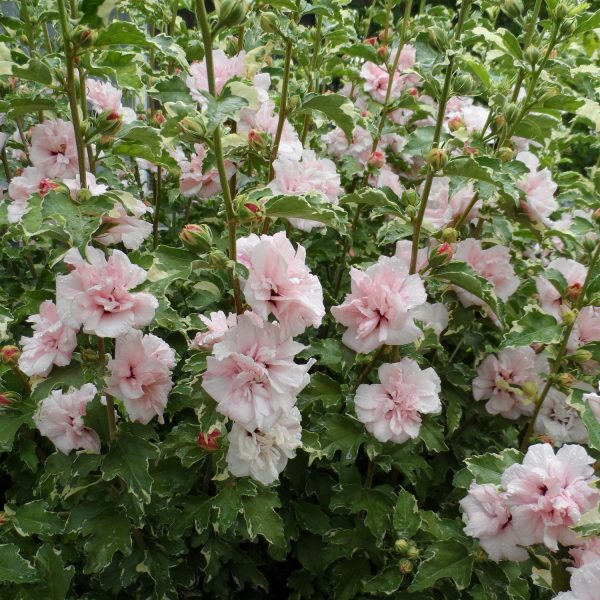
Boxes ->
[1,0,600,597]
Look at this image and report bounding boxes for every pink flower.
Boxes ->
[516,151,558,224]
[106,330,175,424]
[460,483,528,562]
[454,239,519,306]
[535,387,588,447]
[370,165,404,197]
[226,407,302,485]
[191,310,238,350]
[202,315,313,432]
[360,46,418,103]
[186,50,246,109]
[322,125,374,165]
[331,256,426,354]
[395,239,428,272]
[63,172,108,200]
[56,246,158,337]
[355,358,441,443]
[421,178,478,229]
[554,563,600,600]
[237,232,325,337]
[95,200,152,250]
[268,149,342,232]
[445,96,489,133]
[18,300,78,377]
[536,258,588,322]
[583,384,600,423]
[6,166,44,223]
[179,143,235,199]
[85,78,135,123]
[33,383,100,454]
[30,119,79,179]
[410,302,449,336]
[473,346,548,419]
[570,537,600,568]
[501,444,599,550]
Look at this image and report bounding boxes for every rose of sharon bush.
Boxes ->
[554,563,600,600]
[355,358,441,443]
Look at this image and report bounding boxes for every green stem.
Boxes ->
[16,118,31,163]
[454,191,480,229]
[520,242,600,452]
[196,0,243,315]
[97,337,117,442]
[56,0,88,188]
[409,0,471,274]
[1,146,11,183]
[300,15,323,145]
[153,167,162,248]
[353,346,385,393]
[42,22,53,54]
[77,66,96,174]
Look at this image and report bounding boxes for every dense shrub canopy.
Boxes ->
[0,0,600,597]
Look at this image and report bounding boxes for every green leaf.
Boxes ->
[569,389,600,452]
[501,30,523,60]
[409,540,474,592]
[243,492,286,549]
[502,307,563,348]
[431,261,503,324]
[464,448,523,486]
[81,513,133,573]
[333,557,371,600]
[572,504,600,537]
[31,365,85,402]
[293,501,332,535]
[0,409,30,452]
[362,565,403,595]
[35,545,75,600]
[205,95,248,133]
[297,93,356,140]
[264,193,348,231]
[10,500,64,537]
[12,59,53,85]
[96,21,152,47]
[148,75,194,105]
[145,245,197,297]
[318,414,368,460]
[101,429,159,504]
[544,268,568,296]
[4,96,56,118]
[420,417,448,452]
[0,544,38,583]
[393,489,421,539]
[574,9,600,34]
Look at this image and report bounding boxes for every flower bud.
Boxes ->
[571,349,593,364]
[428,242,454,268]
[180,224,213,253]
[559,17,576,37]
[503,102,519,124]
[367,150,386,169]
[70,25,97,50]
[153,111,166,126]
[498,145,515,162]
[567,282,582,300]
[236,195,266,223]
[260,11,279,34]
[525,46,541,66]
[428,26,449,52]
[448,115,465,131]
[521,380,538,398]
[503,0,523,18]
[562,309,578,326]
[553,3,569,21]
[96,111,123,137]
[76,188,93,204]
[441,228,457,243]
[426,148,448,171]
[288,95,300,112]
[406,545,420,560]
[38,178,60,196]
[593,208,600,223]
[378,28,391,43]
[365,37,377,46]
[398,559,413,574]
[557,372,574,387]
[0,393,12,406]
[0,346,20,365]
[402,189,419,207]
[180,115,207,144]
[247,128,265,148]
[198,429,220,451]
[218,0,248,28]
[453,73,476,95]
[394,539,409,553]
[377,45,389,59]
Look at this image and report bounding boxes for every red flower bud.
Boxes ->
[567,282,582,300]
[365,37,377,46]
[38,179,59,196]
[0,394,11,406]
[436,242,454,261]
[0,346,20,365]
[198,429,220,451]
[448,115,465,131]
[367,150,386,169]
[408,87,419,98]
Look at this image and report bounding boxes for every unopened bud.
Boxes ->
[536,434,555,445]
[260,11,279,34]
[180,115,207,143]
[525,46,541,66]
[76,188,93,203]
[557,372,574,387]
[429,242,453,267]
[247,128,265,148]
[571,349,593,364]
[0,393,12,406]
[38,178,60,196]
[288,95,300,111]
[498,145,515,162]
[406,545,420,560]
[504,102,519,123]
[236,195,266,223]
[198,429,220,451]
[441,228,457,243]
[567,282,582,300]
[562,309,578,326]
[402,189,419,207]
[365,37,377,46]
[367,150,386,169]
[448,115,465,131]
[553,3,569,21]
[398,559,413,574]
[426,148,447,171]
[428,26,449,52]
[394,539,409,553]
[96,111,123,137]
[378,28,391,43]
[593,208,600,223]
[503,0,523,18]
[153,111,166,126]
[0,346,20,365]
[217,0,248,28]
[559,17,576,37]
[492,114,506,135]
[180,224,213,253]
[70,25,97,51]
[377,45,388,59]
[453,73,475,95]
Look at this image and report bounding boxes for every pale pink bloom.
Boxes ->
[460,483,528,562]
[536,258,588,322]
[237,232,325,337]
[322,125,374,165]
[554,563,600,600]
[445,96,489,133]
[239,100,302,160]
[186,50,246,109]
[85,79,135,123]
[410,302,449,336]
[63,172,108,200]
[502,444,599,550]
[360,47,418,103]
[473,346,547,419]
[355,358,441,443]
[380,132,406,154]
[179,143,235,199]
[370,165,404,197]
[33,383,100,454]
[191,310,238,350]
[268,149,342,232]
[95,201,152,250]
[421,178,478,229]
[0,131,6,151]
[453,239,519,307]
[331,256,426,354]
[395,239,428,272]
[30,119,79,178]
[18,300,78,378]
[202,315,313,432]
[535,387,588,447]
[252,72,271,103]
[570,537,600,568]
[226,407,302,485]
[56,246,158,338]
[516,151,558,223]
[568,307,600,351]
[6,166,44,223]
[106,330,175,425]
